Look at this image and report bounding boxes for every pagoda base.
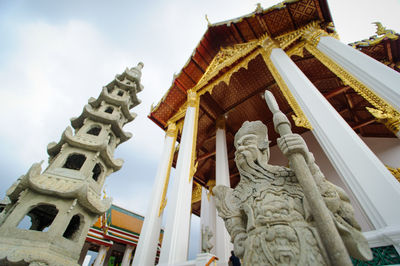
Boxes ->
[0,237,79,266]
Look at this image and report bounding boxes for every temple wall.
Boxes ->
[268,131,400,232]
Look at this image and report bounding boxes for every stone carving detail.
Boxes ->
[201,225,214,253]
[0,63,144,266]
[213,121,372,265]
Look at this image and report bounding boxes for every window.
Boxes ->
[63,154,86,170]
[87,125,102,136]
[17,204,58,232]
[105,107,114,114]
[92,163,102,181]
[63,214,82,240]
[117,90,124,96]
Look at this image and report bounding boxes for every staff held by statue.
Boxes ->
[264,90,352,266]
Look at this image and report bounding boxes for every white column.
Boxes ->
[159,91,199,265]
[121,245,134,266]
[93,245,109,266]
[317,35,400,113]
[132,123,177,266]
[268,47,400,248]
[215,117,234,263]
[200,185,216,254]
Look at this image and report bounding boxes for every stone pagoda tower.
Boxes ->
[0,63,144,265]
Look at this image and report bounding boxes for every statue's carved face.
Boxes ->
[235,133,270,169]
[236,134,260,164]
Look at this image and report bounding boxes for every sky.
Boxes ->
[1,0,400,261]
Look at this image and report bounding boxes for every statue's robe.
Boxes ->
[214,164,371,266]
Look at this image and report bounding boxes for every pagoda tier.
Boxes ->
[0,63,144,265]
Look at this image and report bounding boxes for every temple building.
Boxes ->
[0,63,144,265]
[133,0,400,265]
[79,204,163,265]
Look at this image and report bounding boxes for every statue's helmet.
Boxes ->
[234,121,270,151]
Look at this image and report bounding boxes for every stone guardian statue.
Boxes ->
[212,91,372,265]
[201,225,214,253]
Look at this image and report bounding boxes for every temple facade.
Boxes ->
[79,204,163,266]
[134,0,400,265]
[0,63,144,265]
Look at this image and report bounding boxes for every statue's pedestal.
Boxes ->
[195,253,218,266]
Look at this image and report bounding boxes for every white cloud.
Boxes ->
[0,20,166,168]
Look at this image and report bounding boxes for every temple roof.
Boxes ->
[149,0,332,127]
[148,0,400,216]
[88,205,164,247]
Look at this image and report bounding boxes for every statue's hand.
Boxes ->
[277,133,310,161]
[233,232,247,258]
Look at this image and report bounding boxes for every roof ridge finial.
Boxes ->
[255,3,263,13]
[205,14,211,27]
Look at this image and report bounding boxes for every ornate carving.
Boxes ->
[191,182,202,204]
[206,180,216,200]
[260,50,312,129]
[366,107,400,134]
[213,121,372,265]
[349,22,398,48]
[196,40,260,93]
[187,90,199,108]
[305,43,400,133]
[286,42,305,58]
[168,103,188,125]
[276,21,332,49]
[386,165,400,182]
[166,122,178,137]
[201,225,214,253]
[197,49,261,97]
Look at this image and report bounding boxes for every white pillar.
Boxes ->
[93,245,109,266]
[132,123,177,266]
[267,47,400,248]
[215,117,234,263]
[121,245,134,266]
[200,185,216,254]
[159,91,199,265]
[317,35,400,113]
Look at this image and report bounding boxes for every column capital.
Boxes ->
[206,180,216,199]
[187,90,199,107]
[260,35,280,57]
[216,115,226,130]
[166,122,178,137]
[302,25,329,47]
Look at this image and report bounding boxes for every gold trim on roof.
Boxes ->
[304,36,400,134]
[195,40,260,90]
[260,47,313,130]
[168,102,188,124]
[366,107,400,135]
[349,22,398,48]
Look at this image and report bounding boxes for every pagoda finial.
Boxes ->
[255,3,263,13]
[205,14,211,27]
